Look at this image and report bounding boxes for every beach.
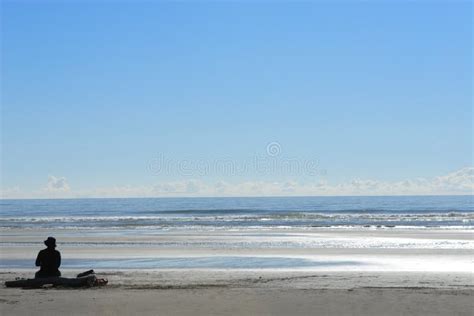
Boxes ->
[2,0,472,314]
[1,196,473,315]
[1,270,473,316]
[1,226,473,315]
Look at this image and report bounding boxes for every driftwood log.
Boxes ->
[5,275,96,288]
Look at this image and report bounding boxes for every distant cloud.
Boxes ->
[1,176,71,199]
[312,167,474,196]
[433,167,474,191]
[43,175,70,193]
[153,180,205,195]
[0,168,472,199]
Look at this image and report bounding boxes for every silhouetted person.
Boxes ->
[35,237,61,278]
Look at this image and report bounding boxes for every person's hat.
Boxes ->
[44,237,56,247]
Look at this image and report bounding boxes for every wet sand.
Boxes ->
[1,228,473,315]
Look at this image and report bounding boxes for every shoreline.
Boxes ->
[2,227,472,314]
[1,228,472,272]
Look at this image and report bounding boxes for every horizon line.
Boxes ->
[1,193,472,201]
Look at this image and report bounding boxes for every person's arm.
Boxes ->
[56,252,61,269]
[35,251,41,267]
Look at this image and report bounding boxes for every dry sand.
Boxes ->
[1,270,473,316]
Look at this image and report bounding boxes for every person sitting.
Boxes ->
[35,237,61,278]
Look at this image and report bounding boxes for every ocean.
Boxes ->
[1,195,473,270]
[1,195,473,230]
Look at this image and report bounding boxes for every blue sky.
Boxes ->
[1,1,472,198]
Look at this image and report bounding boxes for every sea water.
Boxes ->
[1,195,472,230]
[1,196,472,270]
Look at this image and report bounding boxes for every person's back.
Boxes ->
[35,237,61,278]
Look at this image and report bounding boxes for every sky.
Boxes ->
[1,1,472,198]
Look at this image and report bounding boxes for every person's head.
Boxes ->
[44,237,56,249]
